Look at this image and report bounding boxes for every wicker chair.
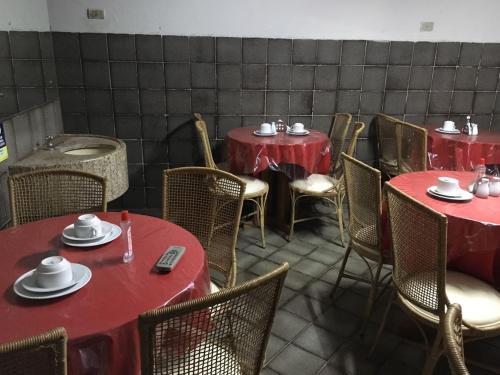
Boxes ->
[0,327,67,375]
[288,122,365,244]
[375,113,400,177]
[398,120,428,173]
[374,183,500,374]
[331,153,391,329]
[194,114,269,248]
[444,304,470,375]
[162,167,245,290]
[328,113,353,173]
[138,262,289,375]
[8,169,107,226]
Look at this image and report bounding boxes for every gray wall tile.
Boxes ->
[191,63,215,88]
[435,42,460,66]
[454,67,477,90]
[166,90,190,113]
[243,38,267,64]
[315,65,338,90]
[268,39,292,64]
[316,40,340,65]
[476,68,499,91]
[384,91,406,114]
[413,42,436,66]
[360,92,383,114]
[341,40,365,65]
[268,65,291,90]
[142,115,167,139]
[164,36,189,62]
[290,91,313,115]
[192,89,216,113]
[363,66,386,91]
[481,44,500,67]
[165,63,190,89]
[0,61,14,86]
[86,89,113,113]
[108,34,136,61]
[110,62,138,88]
[242,64,266,89]
[473,92,496,113]
[140,90,166,114]
[386,66,410,90]
[292,65,314,90]
[217,64,241,89]
[339,66,363,90]
[53,32,80,60]
[136,35,162,61]
[113,89,140,113]
[55,60,83,87]
[88,115,115,136]
[218,90,240,114]
[138,63,165,89]
[0,32,11,58]
[190,37,215,62]
[406,91,428,114]
[409,66,433,90]
[10,31,40,59]
[83,61,110,88]
[432,67,456,91]
[389,42,412,65]
[241,90,264,114]
[451,91,474,114]
[266,91,289,115]
[217,37,241,64]
[314,91,336,115]
[366,41,389,65]
[115,115,141,139]
[14,61,44,87]
[459,43,482,66]
[292,40,316,64]
[337,90,360,113]
[429,91,452,113]
[81,33,108,61]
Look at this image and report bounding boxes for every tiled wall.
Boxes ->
[0,31,58,118]
[6,31,500,210]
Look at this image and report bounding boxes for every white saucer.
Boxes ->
[62,221,113,241]
[427,186,473,201]
[286,129,310,136]
[20,263,85,293]
[61,223,121,247]
[435,128,461,134]
[253,130,277,137]
[14,264,91,300]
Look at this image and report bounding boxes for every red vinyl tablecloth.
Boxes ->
[424,125,500,171]
[226,127,331,178]
[388,171,500,289]
[0,212,210,375]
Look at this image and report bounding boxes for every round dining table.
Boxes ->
[226,127,331,178]
[0,212,210,375]
[423,124,500,171]
[388,170,500,289]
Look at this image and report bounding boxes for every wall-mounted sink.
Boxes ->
[9,134,128,202]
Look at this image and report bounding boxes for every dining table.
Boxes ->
[423,124,500,171]
[387,170,500,290]
[0,212,210,375]
[225,126,331,230]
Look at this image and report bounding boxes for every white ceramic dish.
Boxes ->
[253,130,277,137]
[62,221,113,241]
[427,186,473,201]
[21,263,86,292]
[286,129,310,136]
[429,184,462,198]
[61,223,121,247]
[14,264,91,299]
[435,128,461,134]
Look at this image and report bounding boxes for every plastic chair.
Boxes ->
[138,263,289,375]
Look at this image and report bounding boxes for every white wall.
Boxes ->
[0,0,50,31]
[45,0,500,42]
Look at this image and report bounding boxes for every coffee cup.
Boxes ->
[443,120,455,131]
[436,177,460,196]
[74,214,102,239]
[292,123,305,133]
[34,256,73,289]
[260,123,272,134]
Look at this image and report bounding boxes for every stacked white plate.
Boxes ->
[286,129,310,136]
[253,130,277,137]
[427,186,473,201]
[61,221,122,247]
[435,128,461,134]
[13,263,92,300]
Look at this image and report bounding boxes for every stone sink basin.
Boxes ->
[9,134,128,202]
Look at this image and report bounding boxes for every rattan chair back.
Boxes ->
[138,263,289,375]
[8,169,107,226]
[345,122,365,158]
[194,115,217,169]
[385,183,448,317]
[342,153,382,252]
[162,167,245,287]
[0,327,67,375]
[329,113,353,172]
[398,121,428,173]
[376,113,400,176]
[443,304,470,375]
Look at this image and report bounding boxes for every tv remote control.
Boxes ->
[156,246,186,272]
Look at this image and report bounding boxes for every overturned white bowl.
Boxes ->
[34,256,73,289]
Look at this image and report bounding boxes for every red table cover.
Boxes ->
[424,125,500,171]
[0,212,210,375]
[388,171,500,289]
[226,127,331,177]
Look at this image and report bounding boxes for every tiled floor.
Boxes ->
[235,222,500,375]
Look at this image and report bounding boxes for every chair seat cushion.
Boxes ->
[237,175,268,196]
[290,174,338,194]
[399,271,500,330]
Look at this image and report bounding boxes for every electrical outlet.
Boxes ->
[420,22,434,32]
[87,8,105,20]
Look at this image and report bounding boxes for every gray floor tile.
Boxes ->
[292,258,330,278]
[284,269,314,291]
[260,367,280,375]
[293,324,345,359]
[243,243,278,258]
[278,287,297,307]
[280,239,317,256]
[249,259,281,276]
[314,306,360,337]
[317,363,349,375]
[268,344,326,375]
[303,279,337,301]
[269,248,303,267]
[328,341,380,375]
[271,309,309,341]
[307,245,345,266]
[283,294,329,321]
[237,250,260,270]
[265,334,288,363]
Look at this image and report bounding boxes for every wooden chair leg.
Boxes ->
[360,259,384,333]
[288,189,296,241]
[331,246,352,300]
[259,192,267,248]
[369,286,395,356]
[422,332,442,375]
[336,196,345,246]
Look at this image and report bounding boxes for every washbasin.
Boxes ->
[9,134,128,202]
[63,145,115,156]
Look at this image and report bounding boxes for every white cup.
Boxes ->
[443,120,456,131]
[436,177,460,196]
[34,256,73,289]
[489,177,500,197]
[292,123,305,133]
[74,214,102,239]
[260,123,272,134]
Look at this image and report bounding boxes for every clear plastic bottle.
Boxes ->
[470,158,487,193]
[121,210,134,263]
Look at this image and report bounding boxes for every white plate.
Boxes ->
[13,264,91,300]
[61,223,121,247]
[62,221,113,241]
[427,186,473,201]
[286,129,310,136]
[435,128,461,134]
[427,185,463,198]
[253,130,277,137]
[20,263,85,293]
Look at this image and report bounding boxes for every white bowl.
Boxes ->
[34,256,73,289]
[436,177,460,196]
[74,214,102,238]
[292,123,305,132]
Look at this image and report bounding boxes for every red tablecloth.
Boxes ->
[388,171,500,289]
[0,212,210,375]
[226,127,331,178]
[424,125,500,171]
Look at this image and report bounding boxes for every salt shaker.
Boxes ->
[475,177,490,199]
[471,123,478,136]
[271,121,276,133]
[489,176,500,197]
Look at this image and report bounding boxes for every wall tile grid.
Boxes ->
[0,31,58,119]
[47,33,500,209]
